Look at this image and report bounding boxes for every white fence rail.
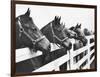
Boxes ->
[67,35,95,70]
[16,43,60,63]
[16,35,95,72]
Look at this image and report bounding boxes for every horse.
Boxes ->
[83,28,95,50]
[41,16,72,50]
[41,16,78,71]
[84,28,94,36]
[69,23,88,66]
[69,23,88,50]
[16,8,51,70]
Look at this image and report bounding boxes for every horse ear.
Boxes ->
[59,16,61,21]
[25,8,30,17]
[79,24,81,28]
[80,24,82,27]
[55,16,57,20]
[76,23,78,28]
[76,23,78,26]
[56,16,58,20]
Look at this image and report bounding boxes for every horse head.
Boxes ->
[70,23,87,46]
[16,8,51,60]
[83,28,94,36]
[51,16,72,50]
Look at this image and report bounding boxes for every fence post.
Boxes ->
[70,48,74,70]
[68,39,75,70]
[67,49,70,70]
[87,37,90,69]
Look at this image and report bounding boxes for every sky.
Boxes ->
[16,4,95,32]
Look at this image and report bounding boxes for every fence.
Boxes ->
[16,35,95,72]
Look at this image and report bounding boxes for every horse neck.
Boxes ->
[41,21,56,43]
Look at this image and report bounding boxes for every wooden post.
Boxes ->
[87,36,91,69]
[69,39,75,70]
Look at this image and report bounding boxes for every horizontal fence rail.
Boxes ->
[16,35,95,72]
[16,43,60,63]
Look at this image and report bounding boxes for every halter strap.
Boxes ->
[17,17,45,45]
[50,23,68,43]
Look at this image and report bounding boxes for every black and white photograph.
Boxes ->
[12,1,97,76]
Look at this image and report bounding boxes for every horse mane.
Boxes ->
[41,20,53,31]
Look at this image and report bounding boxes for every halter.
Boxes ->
[17,17,45,45]
[50,22,68,45]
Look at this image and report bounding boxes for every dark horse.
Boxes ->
[41,16,77,71]
[69,23,88,65]
[69,23,87,50]
[83,28,94,36]
[16,8,51,68]
[41,16,72,50]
